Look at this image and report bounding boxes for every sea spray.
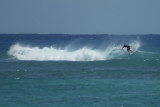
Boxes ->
[129,41,140,52]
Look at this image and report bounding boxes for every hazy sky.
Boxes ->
[0,0,160,34]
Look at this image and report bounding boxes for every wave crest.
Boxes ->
[8,41,140,61]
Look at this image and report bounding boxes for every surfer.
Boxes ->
[122,44,132,52]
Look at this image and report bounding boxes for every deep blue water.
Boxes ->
[0,34,160,107]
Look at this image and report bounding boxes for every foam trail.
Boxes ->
[8,44,105,61]
[8,42,140,61]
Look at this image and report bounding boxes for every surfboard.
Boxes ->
[129,50,134,54]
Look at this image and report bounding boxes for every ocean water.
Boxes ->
[0,34,160,107]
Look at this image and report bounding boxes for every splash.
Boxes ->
[129,41,140,52]
[8,41,140,61]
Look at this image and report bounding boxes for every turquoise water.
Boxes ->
[0,34,160,107]
[1,79,160,107]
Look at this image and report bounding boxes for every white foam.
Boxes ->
[8,42,140,61]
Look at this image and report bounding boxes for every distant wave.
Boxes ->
[8,41,140,61]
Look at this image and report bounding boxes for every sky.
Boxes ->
[0,0,160,34]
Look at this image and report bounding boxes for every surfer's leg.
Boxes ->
[128,50,132,53]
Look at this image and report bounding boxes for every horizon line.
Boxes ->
[0,33,160,36]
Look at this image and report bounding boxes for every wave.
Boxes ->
[8,41,140,61]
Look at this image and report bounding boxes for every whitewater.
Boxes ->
[8,41,140,61]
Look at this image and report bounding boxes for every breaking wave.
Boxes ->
[8,41,140,61]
